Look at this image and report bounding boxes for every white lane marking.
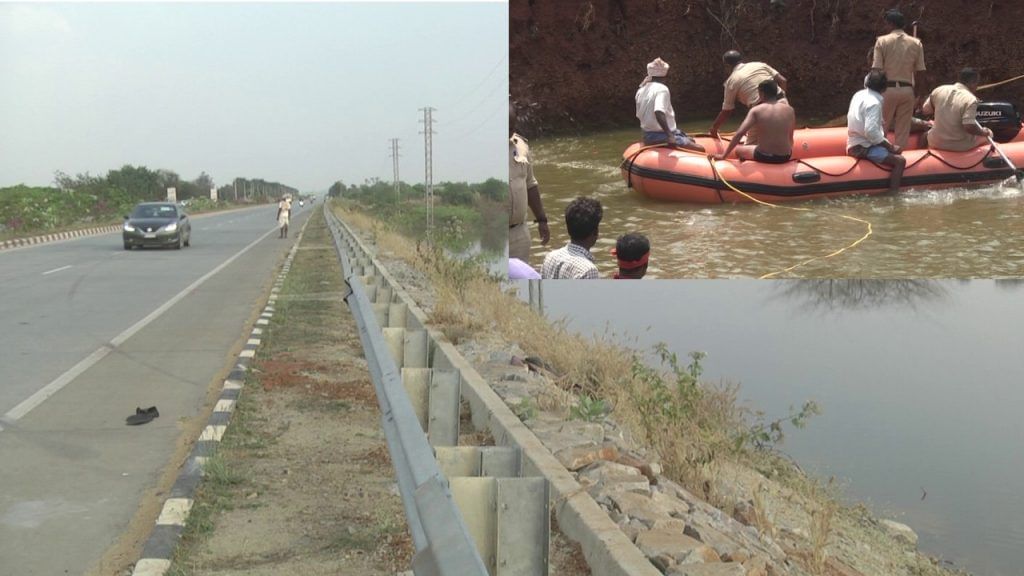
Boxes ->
[42,265,72,275]
[3,224,281,426]
[214,399,236,413]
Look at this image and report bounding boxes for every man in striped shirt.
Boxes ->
[541,197,603,280]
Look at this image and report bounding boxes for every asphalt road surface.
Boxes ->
[0,203,312,575]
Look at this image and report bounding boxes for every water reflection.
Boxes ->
[771,279,949,313]
[530,280,1024,576]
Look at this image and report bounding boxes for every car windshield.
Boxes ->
[131,205,177,219]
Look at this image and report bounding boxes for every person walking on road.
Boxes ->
[277,196,291,238]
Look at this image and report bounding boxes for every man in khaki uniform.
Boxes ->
[921,68,992,152]
[709,50,788,145]
[871,9,926,149]
[509,100,549,263]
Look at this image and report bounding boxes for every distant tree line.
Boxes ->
[327,177,506,208]
[0,165,298,236]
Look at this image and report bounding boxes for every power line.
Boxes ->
[440,54,508,110]
[442,78,507,128]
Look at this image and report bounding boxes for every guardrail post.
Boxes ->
[428,369,460,447]
[404,330,429,368]
[389,302,409,328]
[401,367,431,432]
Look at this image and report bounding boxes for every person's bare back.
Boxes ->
[748,100,795,156]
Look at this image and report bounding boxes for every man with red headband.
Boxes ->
[613,232,650,279]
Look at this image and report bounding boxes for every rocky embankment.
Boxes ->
[341,216,966,576]
[511,0,1024,135]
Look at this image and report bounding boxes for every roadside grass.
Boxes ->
[333,203,748,494]
[167,383,265,576]
[166,217,333,575]
[330,202,847,537]
[327,509,406,554]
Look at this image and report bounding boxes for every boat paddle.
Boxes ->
[975,120,1024,186]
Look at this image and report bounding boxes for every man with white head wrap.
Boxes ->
[635,58,706,152]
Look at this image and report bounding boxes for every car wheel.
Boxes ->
[174,235,182,250]
[184,232,190,247]
[124,241,132,250]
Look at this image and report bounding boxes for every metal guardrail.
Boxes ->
[323,206,489,576]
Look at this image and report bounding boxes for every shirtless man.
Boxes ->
[713,80,794,163]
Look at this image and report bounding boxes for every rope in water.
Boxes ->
[624,140,875,278]
[705,157,874,279]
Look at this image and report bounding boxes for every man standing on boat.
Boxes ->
[713,80,794,163]
[509,99,550,264]
[920,68,992,152]
[847,71,906,193]
[635,58,706,153]
[709,50,788,144]
[541,197,602,280]
[871,9,926,150]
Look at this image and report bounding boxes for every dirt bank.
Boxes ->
[511,0,1024,134]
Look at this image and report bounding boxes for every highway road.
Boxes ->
[0,203,312,574]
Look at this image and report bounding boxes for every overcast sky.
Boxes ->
[0,2,507,191]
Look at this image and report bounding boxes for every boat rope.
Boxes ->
[978,74,1024,91]
[707,157,873,279]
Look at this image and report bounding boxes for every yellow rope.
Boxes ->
[707,158,873,279]
[978,74,1024,91]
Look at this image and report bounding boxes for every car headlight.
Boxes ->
[124,223,136,232]
[164,222,178,232]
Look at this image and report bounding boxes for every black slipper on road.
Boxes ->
[126,406,160,426]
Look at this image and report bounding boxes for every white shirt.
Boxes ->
[635,81,676,133]
[847,88,887,150]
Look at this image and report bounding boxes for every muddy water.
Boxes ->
[524,122,1024,279]
[526,279,1024,576]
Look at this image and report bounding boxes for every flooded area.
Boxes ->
[522,279,1024,575]
[524,122,1024,278]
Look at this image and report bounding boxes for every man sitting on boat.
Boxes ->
[920,68,993,152]
[709,50,789,143]
[541,197,603,280]
[712,79,794,164]
[635,57,706,153]
[612,232,649,279]
[847,70,906,193]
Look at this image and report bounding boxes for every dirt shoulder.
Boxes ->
[167,208,413,576]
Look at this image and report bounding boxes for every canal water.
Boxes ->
[523,279,1024,576]
[523,123,1024,279]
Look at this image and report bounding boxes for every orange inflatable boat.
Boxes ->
[621,105,1024,204]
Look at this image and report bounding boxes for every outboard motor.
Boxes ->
[976,102,1021,143]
